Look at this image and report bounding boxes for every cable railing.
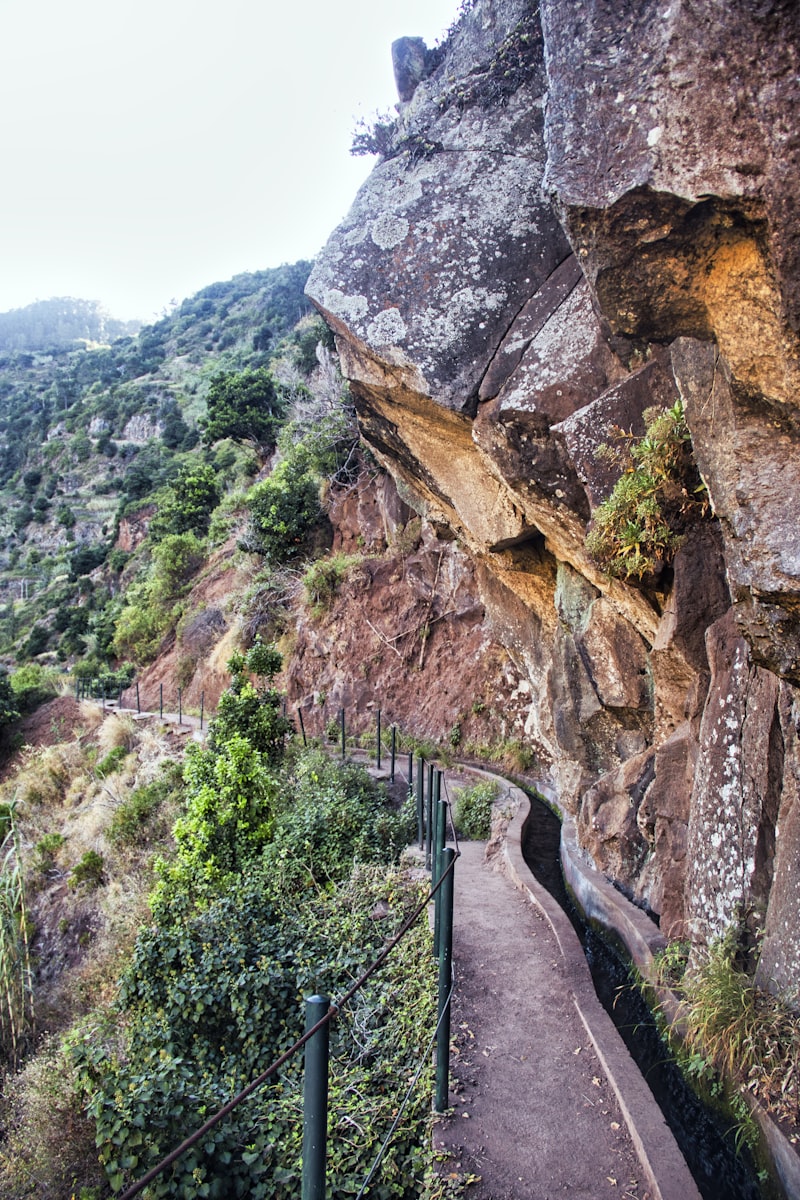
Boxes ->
[109,712,461,1200]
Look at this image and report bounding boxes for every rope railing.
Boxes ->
[118,851,459,1200]
[76,684,481,1196]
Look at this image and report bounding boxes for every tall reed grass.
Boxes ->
[0,800,34,1066]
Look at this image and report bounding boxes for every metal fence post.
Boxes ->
[302,994,330,1200]
[159,683,163,720]
[200,691,204,730]
[435,849,455,1113]
[390,725,396,783]
[178,687,182,726]
[340,707,346,761]
[136,682,141,714]
[434,785,446,957]
[298,707,307,747]
[101,680,106,711]
[376,707,381,771]
[426,764,435,873]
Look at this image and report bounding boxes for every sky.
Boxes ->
[0,0,461,322]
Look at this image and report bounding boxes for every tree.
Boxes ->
[149,462,221,540]
[245,456,320,562]
[0,670,19,731]
[201,368,285,448]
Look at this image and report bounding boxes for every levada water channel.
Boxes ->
[521,789,764,1200]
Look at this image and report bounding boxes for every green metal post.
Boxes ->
[390,725,396,783]
[159,683,163,720]
[136,682,140,713]
[101,680,106,711]
[302,995,330,1200]
[178,687,182,725]
[340,707,346,761]
[435,849,455,1113]
[426,764,435,874]
[200,692,204,730]
[376,708,381,771]
[298,707,307,747]
[434,785,445,957]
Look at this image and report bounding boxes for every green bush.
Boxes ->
[201,367,285,448]
[34,832,65,874]
[302,553,358,615]
[9,663,58,712]
[95,745,128,779]
[453,779,499,840]
[74,867,435,1199]
[260,750,415,900]
[68,851,105,892]
[149,462,221,540]
[107,763,184,849]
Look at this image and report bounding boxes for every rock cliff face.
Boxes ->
[306,0,800,996]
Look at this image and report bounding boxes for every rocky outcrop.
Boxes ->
[306,0,800,997]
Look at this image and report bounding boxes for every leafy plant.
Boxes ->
[302,553,359,615]
[94,744,128,779]
[244,454,321,563]
[585,400,709,580]
[107,762,184,849]
[201,367,285,448]
[68,851,105,892]
[452,780,499,841]
[33,832,65,874]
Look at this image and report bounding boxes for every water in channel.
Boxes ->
[520,789,764,1200]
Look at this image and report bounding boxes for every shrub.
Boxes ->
[0,1031,107,1199]
[260,751,414,899]
[68,851,105,892]
[149,462,221,540]
[73,866,435,1200]
[94,745,128,779]
[33,832,65,874]
[9,663,58,713]
[453,779,499,840]
[107,767,183,849]
[302,553,358,614]
[201,367,285,448]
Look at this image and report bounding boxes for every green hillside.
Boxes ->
[0,260,338,686]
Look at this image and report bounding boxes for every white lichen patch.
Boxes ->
[366,307,408,348]
[371,215,410,250]
[319,289,369,324]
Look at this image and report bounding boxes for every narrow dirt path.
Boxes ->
[435,840,646,1200]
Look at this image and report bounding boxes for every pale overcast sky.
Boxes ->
[0,0,460,322]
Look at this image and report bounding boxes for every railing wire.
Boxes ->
[355,967,455,1200]
[119,852,459,1200]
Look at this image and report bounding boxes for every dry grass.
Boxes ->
[0,1032,107,1199]
[95,711,137,756]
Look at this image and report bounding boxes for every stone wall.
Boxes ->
[306,0,800,996]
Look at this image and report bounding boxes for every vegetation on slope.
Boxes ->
[0,642,438,1199]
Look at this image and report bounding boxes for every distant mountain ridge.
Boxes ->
[0,297,141,352]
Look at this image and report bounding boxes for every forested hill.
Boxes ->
[0,298,141,354]
[0,260,319,677]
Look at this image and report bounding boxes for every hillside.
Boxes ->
[0,0,798,1195]
[0,261,315,673]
